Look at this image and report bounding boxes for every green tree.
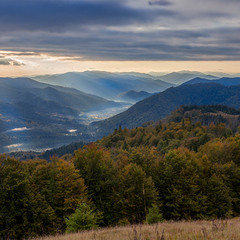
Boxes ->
[0,156,56,239]
[155,148,205,219]
[74,144,116,225]
[199,174,232,218]
[146,204,163,224]
[114,163,158,223]
[65,203,102,233]
[128,146,159,177]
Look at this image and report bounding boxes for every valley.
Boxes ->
[2,71,240,153]
[0,72,171,152]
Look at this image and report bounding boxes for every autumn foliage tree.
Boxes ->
[2,105,240,238]
[28,157,88,231]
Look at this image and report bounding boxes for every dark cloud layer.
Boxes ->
[2,26,239,61]
[0,0,174,32]
[0,0,239,61]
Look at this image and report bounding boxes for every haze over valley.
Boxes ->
[1,70,240,153]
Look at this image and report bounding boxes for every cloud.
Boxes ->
[1,25,240,61]
[12,61,25,66]
[4,23,240,61]
[2,51,41,57]
[0,58,10,65]
[0,56,25,66]
[0,0,175,32]
[0,0,239,61]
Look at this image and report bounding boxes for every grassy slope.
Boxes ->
[35,218,240,240]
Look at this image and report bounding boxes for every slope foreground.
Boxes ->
[2,106,240,239]
[34,218,240,240]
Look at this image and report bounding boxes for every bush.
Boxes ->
[65,203,102,233]
[146,205,163,224]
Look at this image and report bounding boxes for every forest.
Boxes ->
[1,105,240,239]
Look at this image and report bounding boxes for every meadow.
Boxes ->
[35,218,240,240]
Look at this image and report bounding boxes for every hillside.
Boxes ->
[117,90,153,102]
[8,104,240,160]
[0,77,123,152]
[7,141,87,161]
[4,79,240,152]
[166,105,240,131]
[35,218,240,240]
[2,107,240,239]
[156,71,218,85]
[33,71,173,100]
[98,105,235,152]
[92,83,240,136]
[0,77,121,113]
[183,77,240,86]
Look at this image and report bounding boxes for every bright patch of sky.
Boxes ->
[6,127,30,132]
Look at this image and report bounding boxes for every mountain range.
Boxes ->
[3,71,240,153]
[91,83,240,137]
[117,90,153,102]
[0,77,126,152]
[33,71,173,100]
[152,71,218,85]
[0,77,123,113]
[183,77,240,86]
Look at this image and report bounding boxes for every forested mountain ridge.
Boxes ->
[166,105,240,131]
[92,83,240,137]
[156,71,218,84]
[183,77,240,86]
[117,90,153,102]
[8,104,240,160]
[97,105,237,151]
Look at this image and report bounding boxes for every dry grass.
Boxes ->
[34,218,240,240]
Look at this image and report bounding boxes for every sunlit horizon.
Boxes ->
[1,52,240,78]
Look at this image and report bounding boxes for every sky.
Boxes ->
[0,0,240,76]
